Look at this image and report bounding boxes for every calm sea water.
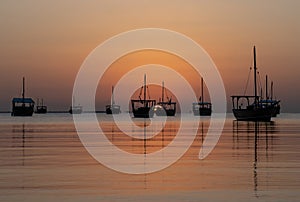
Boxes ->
[0,113,299,202]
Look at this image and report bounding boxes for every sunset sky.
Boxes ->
[0,0,299,112]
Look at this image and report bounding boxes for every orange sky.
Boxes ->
[0,1,299,112]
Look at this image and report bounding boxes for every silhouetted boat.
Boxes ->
[131,74,156,118]
[106,86,121,114]
[11,77,34,116]
[270,81,280,116]
[155,81,176,116]
[69,106,82,114]
[69,97,82,114]
[259,75,280,117]
[231,46,274,121]
[35,98,47,114]
[192,78,212,116]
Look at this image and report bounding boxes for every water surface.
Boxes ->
[0,113,299,201]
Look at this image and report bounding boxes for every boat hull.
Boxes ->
[106,105,121,114]
[155,102,176,116]
[155,108,176,116]
[133,107,154,118]
[193,108,212,116]
[12,106,34,116]
[69,110,82,114]
[35,106,47,114]
[232,108,273,121]
[69,107,82,114]
[271,105,280,117]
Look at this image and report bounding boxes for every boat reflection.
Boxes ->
[233,121,278,197]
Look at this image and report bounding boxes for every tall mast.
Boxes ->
[111,86,115,105]
[253,46,257,105]
[144,74,146,107]
[162,81,164,102]
[265,75,268,100]
[271,81,273,100]
[22,77,25,99]
[201,77,204,102]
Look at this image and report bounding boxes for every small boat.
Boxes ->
[155,81,176,116]
[69,97,82,114]
[192,78,212,116]
[231,46,274,121]
[35,98,47,114]
[131,74,156,118]
[69,105,82,114]
[11,77,35,116]
[270,81,281,116]
[106,86,121,114]
[259,75,280,117]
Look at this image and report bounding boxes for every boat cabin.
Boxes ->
[192,102,212,116]
[12,98,35,116]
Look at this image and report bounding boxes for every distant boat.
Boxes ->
[259,75,280,117]
[270,81,281,116]
[192,78,212,116]
[231,46,274,121]
[131,74,156,118]
[69,97,82,114]
[155,81,176,116]
[35,98,47,114]
[106,86,121,114]
[11,77,35,116]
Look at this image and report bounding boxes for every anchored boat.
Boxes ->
[231,46,275,121]
[35,98,47,114]
[155,81,176,116]
[11,77,34,116]
[131,74,156,118]
[259,76,280,117]
[106,86,121,114]
[69,97,82,114]
[192,78,212,116]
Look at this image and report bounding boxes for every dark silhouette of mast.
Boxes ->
[111,86,115,105]
[143,74,146,107]
[22,77,25,100]
[271,81,273,100]
[266,75,268,99]
[201,78,204,102]
[254,46,257,105]
[161,81,164,103]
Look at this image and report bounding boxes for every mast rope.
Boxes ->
[147,86,151,99]
[257,71,263,98]
[165,88,170,102]
[139,86,143,101]
[243,67,252,95]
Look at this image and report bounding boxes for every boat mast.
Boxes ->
[253,46,258,105]
[271,81,273,100]
[22,77,25,100]
[201,77,204,102]
[265,75,268,100]
[144,74,146,107]
[111,86,115,105]
[162,81,164,102]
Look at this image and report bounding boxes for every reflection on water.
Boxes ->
[0,113,299,201]
[233,121,277,198]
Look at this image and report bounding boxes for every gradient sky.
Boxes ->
[0,0,299,112]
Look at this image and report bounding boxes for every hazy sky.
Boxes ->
[0,0,299,112]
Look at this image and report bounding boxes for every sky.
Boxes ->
[0,0,299,112]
